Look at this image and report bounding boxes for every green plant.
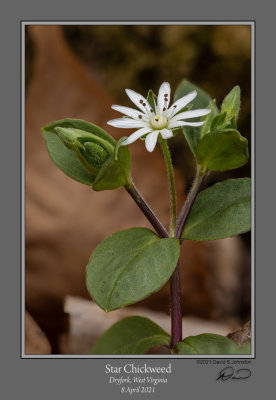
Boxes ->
[42,80,250,355]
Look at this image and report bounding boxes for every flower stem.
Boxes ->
[159,139,183,348]
[176,166,204,240]
[170,166,204,349]
[170,261,182,348]
[159,139,177,237]
[125,184,169,238]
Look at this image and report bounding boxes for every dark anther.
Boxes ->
[138,115,142,119]
[164,94,168,97]
[139,99,143,104]
[155,118,159,122]
[164,98,168,101]
[163,107,166,111]
[150,109,154,112]
[143,102,146,106]
[173,105,177,108]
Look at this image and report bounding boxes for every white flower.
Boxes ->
[107,82,211,152]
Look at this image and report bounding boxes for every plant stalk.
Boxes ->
[170,166,204,348]
[159,139,177,237]
[176,167,204,240]
[159,139,183,348]
[125,184,169,238]
[170,261,182,348]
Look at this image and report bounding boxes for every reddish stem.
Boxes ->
[170,261,182,347]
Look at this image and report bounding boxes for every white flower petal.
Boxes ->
[157,82,171,113]
[107,118,147,129]
[160,128,173,139]
[168,120,205,129]
[167,90,197,118]
[121,127,153,145]
[145,131,159,152]
[108,84,210,152]
[111,105,149,121]
[171,108,211,121]
[125,89,152,115]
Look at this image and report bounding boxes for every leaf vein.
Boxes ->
[107,238,159,308]
[183,195,250,236]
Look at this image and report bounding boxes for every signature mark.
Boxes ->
[217,366,251,381]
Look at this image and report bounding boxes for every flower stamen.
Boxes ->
[107,82,211,152]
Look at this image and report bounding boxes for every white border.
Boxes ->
[21,21,255,359]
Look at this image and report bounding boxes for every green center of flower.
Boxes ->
[150,114,167,130]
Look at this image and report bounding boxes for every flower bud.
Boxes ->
[43,118,131,191]
[55,127,114,175]
[84,142,110,169]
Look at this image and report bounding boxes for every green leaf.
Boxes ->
[174,80,214,156]
[43,126,95,185]
[175,334,251,355]
[90,316,171,355]
[114,136,128,160]
[86,228,180,311]
[221,85,241,119]
[182,178,251,241]
[210,112,229,132]
[147,89,157,111]
[174,342,199,354]
[93,145,131,191]
[229,116,237,129]
[196,129,248,172]
[42,118,131,190]
[44,118,116,145]
[200,99,219,139]
[174,80,212,110]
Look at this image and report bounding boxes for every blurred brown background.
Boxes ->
[65,25,251,182]
[25,25,251,354]
[27,25,251,173]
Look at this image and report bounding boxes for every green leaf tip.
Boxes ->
[147,89,157,111]
[221,85,241,120]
